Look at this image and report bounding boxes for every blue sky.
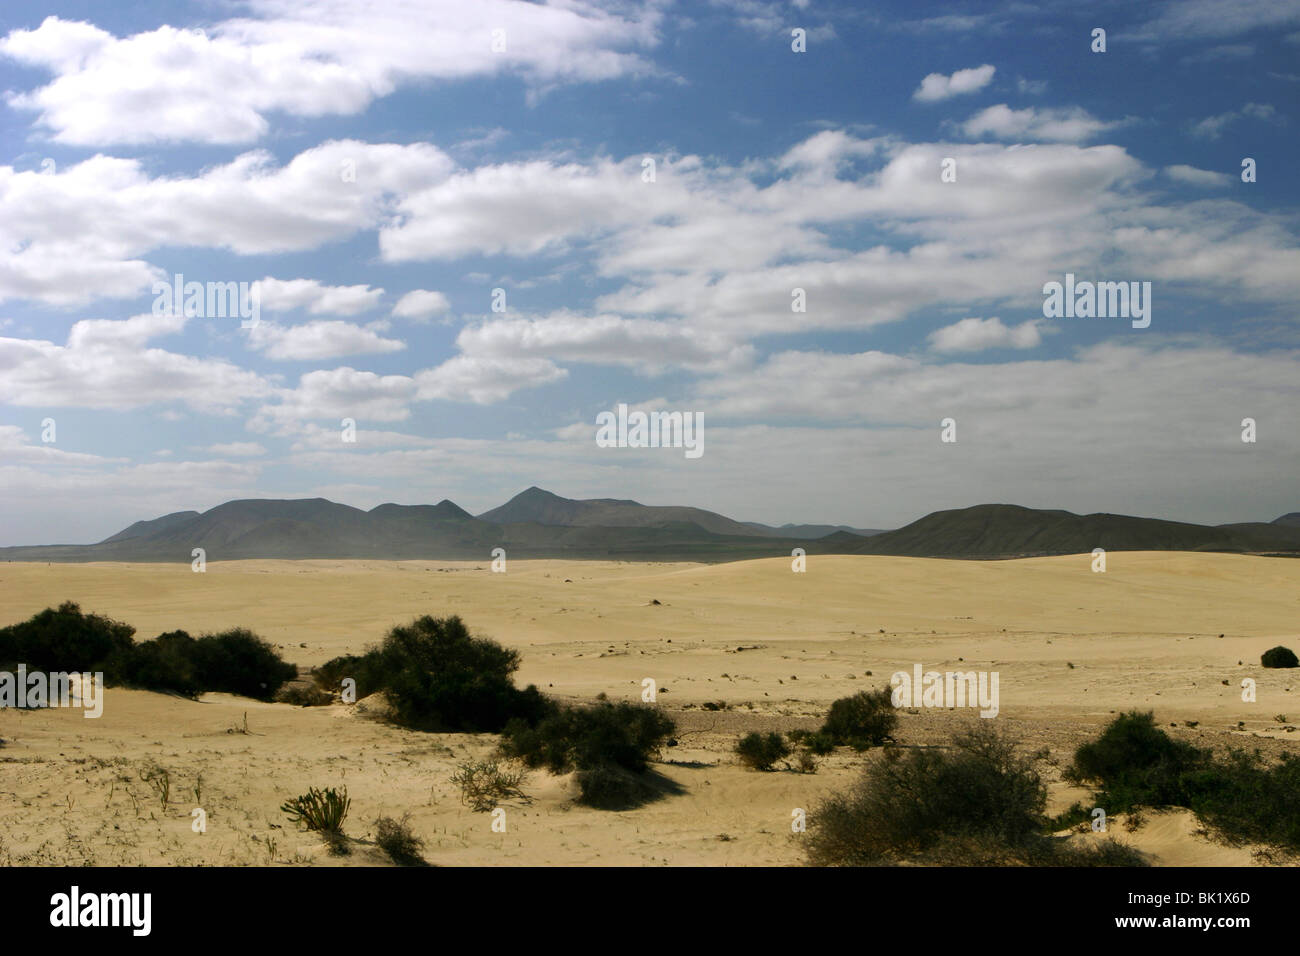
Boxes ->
[0,0,1298,545]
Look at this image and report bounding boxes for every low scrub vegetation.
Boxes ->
[787,728,836,755]
[282,786,351,852]
[315,614,553,732]
[0,602,296,701]
[1065,710,1300,851]
[735,731,789,771]
[275,683,334,707]
[805,722,1145,866]
[451,759,528,811]
[1261,645,1298,669]
[373,815,427,866]
[819,687,898,750]
[500,701,676,809]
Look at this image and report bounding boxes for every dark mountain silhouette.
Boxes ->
[848,504,1300,558]
[1,492,1297,563]
[1273,512,1300,528]
[477,485,766,536]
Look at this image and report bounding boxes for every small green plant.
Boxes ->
[735,732,790,771]
[138,763,170,813]
[1261,646,1299,669]
[374,814,427,866]
[281,786,351,838]
[451,760,527,812]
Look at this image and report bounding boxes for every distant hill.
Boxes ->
[2,492,1297,563]
[742,521,885,539]
[850,504,1300,558]
[477,486,767,537]
[1273,512,1300,528]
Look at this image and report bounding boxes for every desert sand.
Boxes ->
[1,552,1297,866]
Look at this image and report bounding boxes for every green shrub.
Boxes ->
[1065,711,1206,808]
[281,786,350,835]
[575,763,658,809]
[0,601,135,674]
[1066,711,1300,851]
[500,701,675,809]
[0,604,297,702]
[312,653,387,697]
[805,722,1050,865]
[820,687,897,750]
[1261,645,1299,669]
[735,731,790,771]
[319,615,554,732]
[121,630,202,697]
[501,701,675,776]
[373,815,426,866]
[189,628,297,701]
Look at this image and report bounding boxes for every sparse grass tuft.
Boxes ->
[374,814,427,866]
[451,760,528,812]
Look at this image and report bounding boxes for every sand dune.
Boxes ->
[2,552,1297,865]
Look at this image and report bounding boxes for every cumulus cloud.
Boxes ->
[0,2,664,146]
[250,367,419,434]
[959,104,1125,142]
[254,277,385,316]
[415,355,568,404]
[928,317,1043,353]
[246,320,405,361]
[392,290,451,322]
[0,140,452,306]
[0,314,270,412]
[912,64,995,102]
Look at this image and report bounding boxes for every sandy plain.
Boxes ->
[1,552,1297,866]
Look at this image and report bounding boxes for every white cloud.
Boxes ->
[255,277,384,316]
[250,366,419,433]
[246,320,405,361]
[1,3,664,146]
[1191,102,1277,139]
[913,64,995,102]
[0,314,270,412]
[928,317,1043,353]
[453,312,754,373]
[415,356,568,404]
[1163,164,1232,187]
[959,104,1123,142]
[1130,0,1300,40]
[392,289,451,322]
[0,140,452,307]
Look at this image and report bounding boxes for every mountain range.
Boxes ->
[2,486,1298,562]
